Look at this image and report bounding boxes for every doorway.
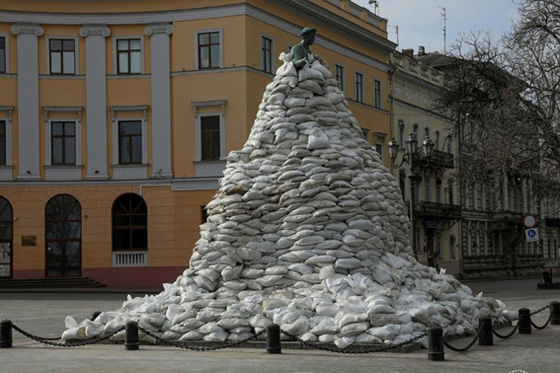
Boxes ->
[45,194,82,277]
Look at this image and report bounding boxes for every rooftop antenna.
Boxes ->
[439,6,447,53]
[368,0,379,15]
[390,25,399,46]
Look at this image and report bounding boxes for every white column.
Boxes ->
[11,24,43,180]
[145,23,174,179]
[80,25,111,180]
[521,177,528,213]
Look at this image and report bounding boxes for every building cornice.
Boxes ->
[271,0,396,53]
[0,2,391,72]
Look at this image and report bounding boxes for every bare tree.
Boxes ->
[426,1,560,200]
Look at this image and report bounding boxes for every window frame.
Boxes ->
[373,78,382,108]
[112,193,148,252]
[0,120,5,166]
[0,107,13,180]
[354,71,364,103]
[200,115,221,161]
[46,36,78,75]
[42,106,83,180]
[335,63,345,92]
[50,121,76,166]
[260,34,274,74]
[195,29,223,70]
[193,100,227,177]
[113,36,144,75]
[110,106,149,179]
[0,34,8,74]
[118,120,143,165]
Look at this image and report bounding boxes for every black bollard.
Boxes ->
[518,308,532,334]
[478,317,493,346]
[125,321,139,350]
[550,301,560,325]
[266,324,281,354]
[1,320,13,348]
[427,327,444,361]
[91,311,102,321]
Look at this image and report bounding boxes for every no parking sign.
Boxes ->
[525,228,539,242]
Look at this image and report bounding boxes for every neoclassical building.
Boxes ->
[0,0,395,287]
[388,48,461,275]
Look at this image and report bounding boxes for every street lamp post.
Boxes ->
[388,133,434,259]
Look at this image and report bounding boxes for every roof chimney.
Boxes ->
[402,48,414,58]
[418,46,425,56]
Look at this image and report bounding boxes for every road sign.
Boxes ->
[523,214,537,229]
[525,228,539,242]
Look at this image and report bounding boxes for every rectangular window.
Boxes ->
[375,143,383,158]
[374,79,382,108]
[201,115,221,161]
[49,39,75,75]
[335,64,344,91]
[261,36,273,73]
[51,121,76,165]
[0,36,5,73]
[119,120,142,164]
[117,38,141,74]
[355,72,363,102]
[0,121,5,165]
[198,31,221,69]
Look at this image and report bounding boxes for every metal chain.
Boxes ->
[531,315,552,330]
[279,329,426,354]
[530,304,549,316]
[492,323,519,339]
[137,326,266,351]
[11,323,125,348]
[442,325,482,352]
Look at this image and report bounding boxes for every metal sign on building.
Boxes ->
[525,228,539,243]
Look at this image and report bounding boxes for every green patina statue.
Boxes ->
[290,27,317,69]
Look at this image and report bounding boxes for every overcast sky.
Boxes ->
[351,0,520,54]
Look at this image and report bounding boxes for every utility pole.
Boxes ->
[439,6,447,53]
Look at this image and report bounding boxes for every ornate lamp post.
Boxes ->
[388,133,434,259]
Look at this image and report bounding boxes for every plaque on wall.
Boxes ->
[22,236,37,246]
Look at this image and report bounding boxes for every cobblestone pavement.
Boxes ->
[0,277,559,373]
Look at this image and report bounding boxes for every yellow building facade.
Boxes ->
[0,0,395,287]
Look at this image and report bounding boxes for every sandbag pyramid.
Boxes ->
[63,52,512,348]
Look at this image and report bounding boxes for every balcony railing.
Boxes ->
[413,149,454,170]
[414,201,462,219]
[112,251,148,267]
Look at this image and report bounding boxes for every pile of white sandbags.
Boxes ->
[63,53,514,348]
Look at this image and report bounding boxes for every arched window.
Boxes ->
[413,124,418,135]
[398,120,405,148]
[435,131,440,150]
[45,194,81,277]
[112,193,147,251]
[0,197,13,278]
[424,126,430,139]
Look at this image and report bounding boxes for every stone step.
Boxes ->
[0,277,106,289]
